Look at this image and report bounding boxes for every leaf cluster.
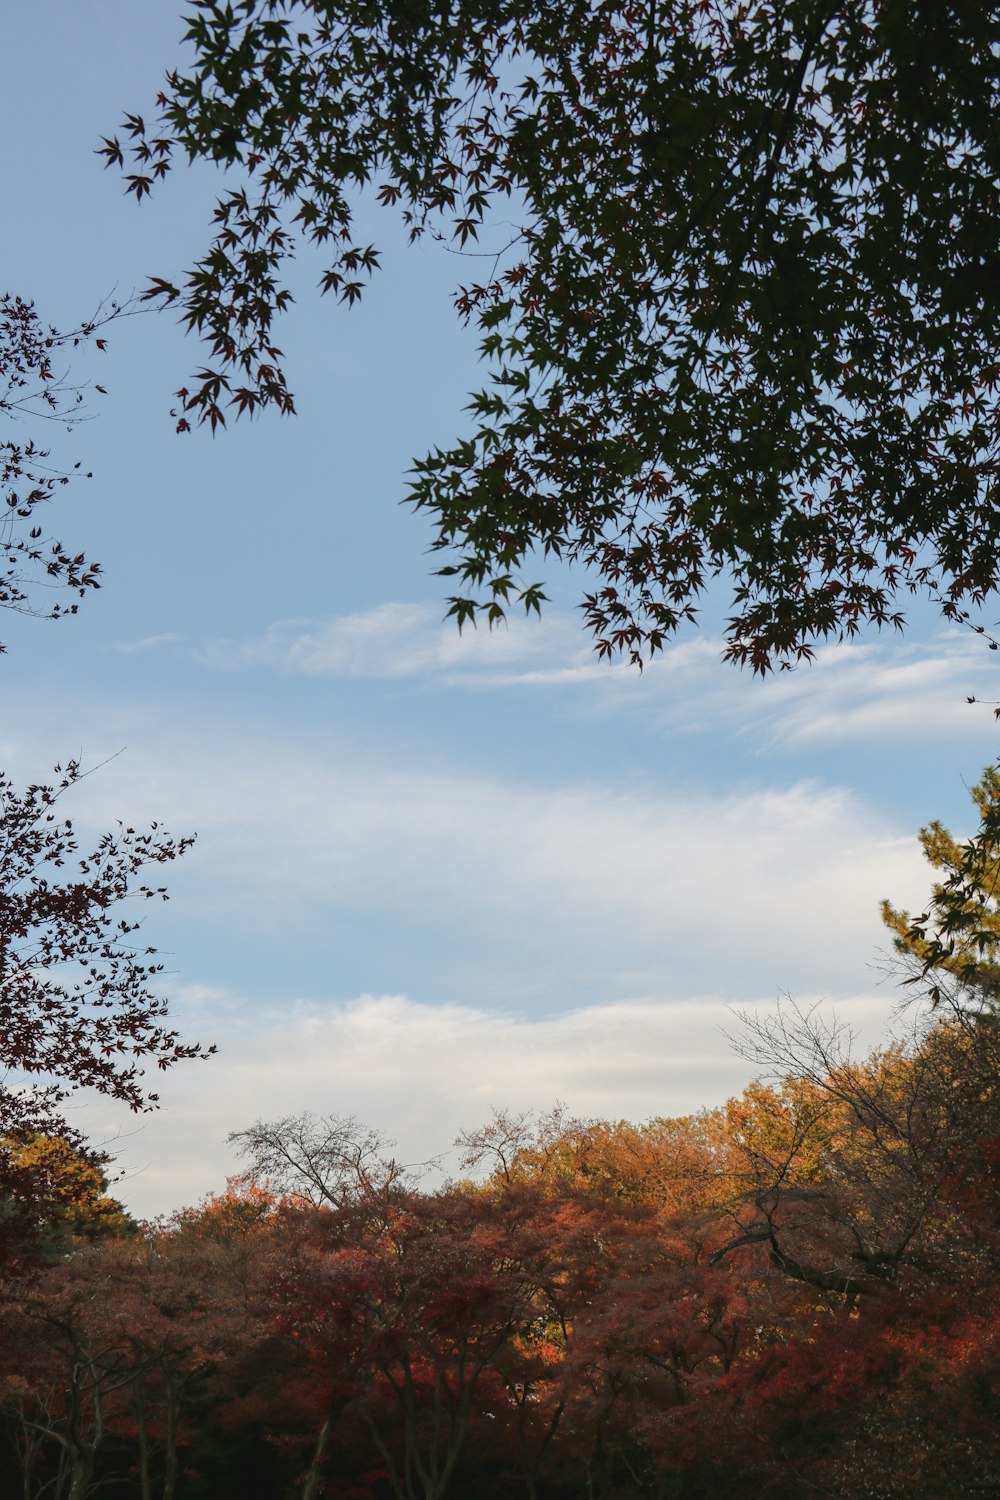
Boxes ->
[0,759,213,1168]
[109,0,1000,667]
[0,294,121,649]
[883,762,1000,1008]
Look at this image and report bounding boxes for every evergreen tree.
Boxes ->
[882,764,1000,1008]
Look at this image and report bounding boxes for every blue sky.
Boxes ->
[5,2,1000,1216]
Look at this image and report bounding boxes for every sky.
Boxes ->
[4,2,1000,1218]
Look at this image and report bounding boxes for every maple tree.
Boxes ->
[0,1249,152,1500]
[669,1284,1000,1499]
[459,1104,719,1213]
[0,291,206,1251]
[457,1108,751,1497]
[108,1204,276,1500]
[2,1047,999,1498]
[1,268,205,1242]
[267,1187,534,1500]
[0,1208,267,1500]
[0,757,212,1234]
[0,1177,287,1500]
[0,293,125,652]
[106,0,1000,669]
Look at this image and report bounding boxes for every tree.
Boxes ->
[882,762,1000,1008]
[107,0,1000,669]
[716,999,1000,1308]
[264,1186,534,1500]
[0,293,123,651]
[0,1250,146,1500]
[0,1181,282,1500]
[229,1111,407,1212]
[457,1106,750,1498]
[6,1085,998,1497]
[459,1104,719,1212]
[0,758,212,1228]
[0,1133,135,1273]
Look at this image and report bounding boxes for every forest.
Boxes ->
[3,768,1000,1498]
[6,1,1000,1495]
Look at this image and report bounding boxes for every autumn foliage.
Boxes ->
[5,770,1000,1499]
[3,993,999,1500]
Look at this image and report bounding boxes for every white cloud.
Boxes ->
[41,723,929,1006]
[730,634,998,747]
[77,986,905,1221]
[196,604,1000,751]
[571,631,999,748]
[3,634,965,1227]
[197,602,590,681]
[111,632,183,655]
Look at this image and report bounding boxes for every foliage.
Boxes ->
[3,1007,1000,1497]
[1,286,207,1253]
[6,795,1000,1493]
[0,1203,268,1500]
[0,293,122,650]
[0,758,213,1196]
[107,0,1000,668]
[0,1134,135,1271]
[882,761,1000,1007]
[725,998,1000,1303]
[0,22,216,1387]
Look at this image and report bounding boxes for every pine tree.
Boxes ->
[882,765,1000,1008]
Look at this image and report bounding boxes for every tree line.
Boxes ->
[2,774,1000,1499]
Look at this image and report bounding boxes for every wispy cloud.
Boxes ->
[111,632,183,655]
[37,721,928,1011]
[197,603,593,682]
[729,634,998,747]
[197,604,999,749]
[570,630,999,748]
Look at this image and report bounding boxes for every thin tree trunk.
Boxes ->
[162,1379,179,1500]
[14,1409,44,1500]
[358,1408,406,1500]
[301,1410,333,1500]
[66,1357,100,1500]
[134,1385,152,1500]
[54,1443,70,1500]
[518,1390,564,1500]
[67,1451,94,1500]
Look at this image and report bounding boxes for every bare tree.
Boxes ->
[228,1112,409,1210]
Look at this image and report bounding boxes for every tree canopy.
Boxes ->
[107,0,1000,668]
[0,758,212,1224]
[4,1003,1000,1498]
[2,771,1000,1495]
